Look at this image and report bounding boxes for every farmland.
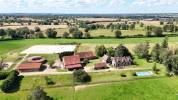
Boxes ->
[0,13,178,100]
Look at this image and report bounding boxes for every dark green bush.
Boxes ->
[0,71,9,80]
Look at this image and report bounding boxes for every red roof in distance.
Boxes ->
[76,51,95,59]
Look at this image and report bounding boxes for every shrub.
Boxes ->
[73,69,91,83]
[115,30,122,38]
[1,70,19,93]
[35,32,45,38]
[0,71,9,80]
[44,76,55,85]
[28,86,53,100]
[63,32,70,38]
[45,28,57,38]
[34,27,41,32]
[95,45,107,57]
[120,73,127,77]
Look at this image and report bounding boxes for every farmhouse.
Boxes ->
[63,55,82,70]
[76,51,96,60]
[18,63,42,72]
[94,62,108,70]
[112,57,132,68]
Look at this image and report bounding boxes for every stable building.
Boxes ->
[94,62,108,70]
[18,63,42,72]
[76,51,96,60]
[63,55,82,70]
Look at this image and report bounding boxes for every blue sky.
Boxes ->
[0,0,178,13]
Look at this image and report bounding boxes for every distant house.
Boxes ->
[18,63,42,72]
[63,55,82,70]
[112,57,132,68]
[94,62,108,70]
[76,51,96,60]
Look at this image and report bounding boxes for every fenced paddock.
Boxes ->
[21,45,76,54]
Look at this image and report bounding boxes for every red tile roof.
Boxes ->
[63,55,82,69]
[18,63,42,70]
[76,51,95,59]
[94,62,107,68]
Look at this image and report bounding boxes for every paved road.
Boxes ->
[20,67,151,76]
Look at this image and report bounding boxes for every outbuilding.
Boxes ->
[76,51,96,60]
[94,62,108,70]
[63,55,82,70]
[18,63,42,72]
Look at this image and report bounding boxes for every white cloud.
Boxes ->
[133,0,178,6]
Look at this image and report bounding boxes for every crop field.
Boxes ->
[0,24,68,30]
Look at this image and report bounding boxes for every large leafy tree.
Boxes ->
[95,45,107,57]
[161,36,168,48]
[45,28,57,38]
[114,44,132,57]
[73,69,91,83]
[134,41,150,61]
[151,43,161,62]
[28,86,53,100]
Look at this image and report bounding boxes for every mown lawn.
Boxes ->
[75,77,178,100]
[1,37,178,55]
[0,87,73,100]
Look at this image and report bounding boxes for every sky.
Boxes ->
[0,0,178,14]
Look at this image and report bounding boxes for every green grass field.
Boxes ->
[1,76,178,100]
[1,37,178,55]
[75,77,178,100]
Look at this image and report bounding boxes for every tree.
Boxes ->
[63,32,70,38]
[0,29,6,37]
[153,27,163,37]
[145,31,152,37]
[28,86,53,100]
[151,43,161,62]
[134,42,150,61]
[45,28,57,38]
[95,45,107,57]
[107,47,115,57]
[161,36,168,48]
[84,27,90,33]
[1,70,19,93]
[115,30,122,38]
[34,27,41,32]
[114,44,132,57]
[160,21,164,25]
[35,32,45,38]
[152,63,160,74]
[84,32,91,39]
[73,69,91,83]
[72,30,83,39]
[140,23,144,27]
[69,27,78,34]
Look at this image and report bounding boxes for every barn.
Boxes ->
[76,51,96,60]
[94,62,108,70]
[18,63,42,72]
[63,55,82,70]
